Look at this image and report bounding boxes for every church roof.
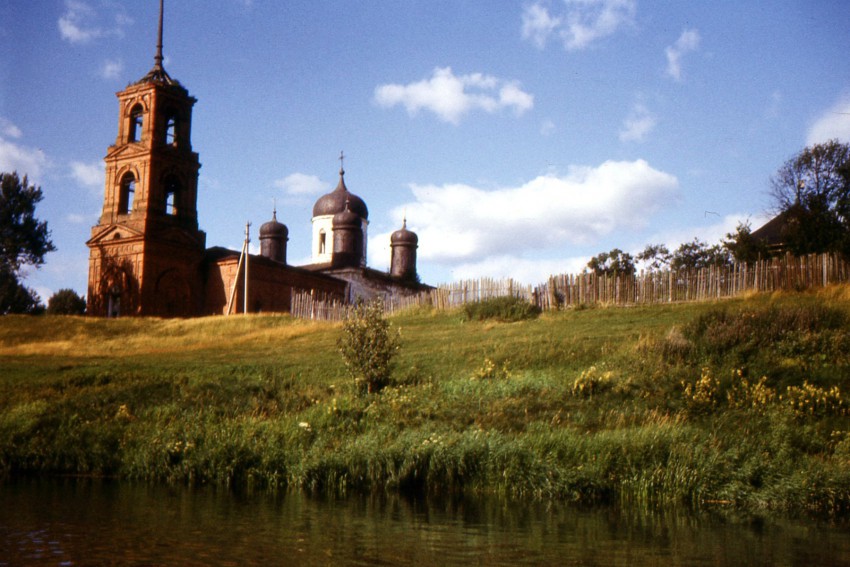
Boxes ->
[312,167,368,220]
[259,210,288,237]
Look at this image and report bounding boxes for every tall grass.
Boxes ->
[1,287,849,514]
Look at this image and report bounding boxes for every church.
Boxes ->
[85,4,426,318]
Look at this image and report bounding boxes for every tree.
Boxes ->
[723,221,768,264]
[769,140,850,255]
[0,172,55,314]
[670,238,731,271]
[337,299,400,394]
[637,243,672,271]
[586,248,635,276]
[47,289,87,315]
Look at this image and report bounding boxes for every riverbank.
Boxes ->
[1,287,849,515]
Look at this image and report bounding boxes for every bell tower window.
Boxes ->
[318,230,327,255]
[163,175,181,216]
[129,105,144,143]
[164,110,178,146]
[118,173,136,215]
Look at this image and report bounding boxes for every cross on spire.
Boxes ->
[339,150,345,175]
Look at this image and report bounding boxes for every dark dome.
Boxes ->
[332,200,362,228]
[391,220,418,245]
[312,169,368,220]
[259,212,288,238]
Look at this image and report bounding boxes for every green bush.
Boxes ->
[462,296,541,322]
[337,299,400,394]
[47,288,86,315]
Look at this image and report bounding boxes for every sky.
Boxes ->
[2,0,850,302]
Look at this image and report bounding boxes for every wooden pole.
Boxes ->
[243,222,251,314]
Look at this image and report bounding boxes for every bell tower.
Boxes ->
[87,0,206,317]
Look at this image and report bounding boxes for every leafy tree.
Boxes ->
[586,248,635,276]
[723,221,768,263]
[337,299,400,394]
[47,288,87,315]
[1,172,55,314]
[637,243,672,271]
[769,140,850,255]
[670,238,731,271]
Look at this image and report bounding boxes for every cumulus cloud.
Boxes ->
[374,67,533,125]
[70,160,104,190]
[619,102,656,142]
[806,95,850,145]
[521,3,562,49]
[521,0,636,51]
[274,172,330,196]
[384,160,678,270]
[665,29,700,81]
[0,120,48,180]
[58,0,131,44]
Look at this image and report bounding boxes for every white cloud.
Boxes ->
[0,122,48,180]
[274,172,330,195]
[100,59,124,80]
[521,3,562,49]
[0,117,22,139]
[806,95,850,145]
[374,67,533,125]
[384,160,678,274]
[619,102,656,142]
[58,0,131,44]
[521,0,636,51]
[665,29,701,81]
[70,160,103,190]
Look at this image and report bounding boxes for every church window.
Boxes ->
[164,110,178,145]
[118,173,135,215]
[129,105,144,142]
[318,230,327,255]
[163,175,181,216]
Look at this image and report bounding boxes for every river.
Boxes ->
[1,479,849,566]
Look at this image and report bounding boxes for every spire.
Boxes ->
[154,0,164,71]
[137,0,178,86]
[334,150,348,193]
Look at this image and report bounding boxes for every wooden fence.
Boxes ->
[290,253,850,321]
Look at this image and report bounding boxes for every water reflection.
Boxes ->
[1,479,849,566]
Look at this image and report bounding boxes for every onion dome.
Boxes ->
[312,167,368,220]
[391,219,418,245]
[259,210,288,238]
[332,199,362,229]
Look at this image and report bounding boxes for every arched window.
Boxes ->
[318,230,327,255]
[163,174,181,216]
[118,173,135,215]
[128,105,144,143]
[164,110,178,146]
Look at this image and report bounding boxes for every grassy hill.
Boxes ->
[2,287,849,514]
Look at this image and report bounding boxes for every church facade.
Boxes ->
[86,7,426,317]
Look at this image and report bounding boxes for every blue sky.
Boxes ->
[3,1,850,301]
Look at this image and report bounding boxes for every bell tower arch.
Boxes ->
[87,0,206,317]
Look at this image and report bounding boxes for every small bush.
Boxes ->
[337,299,400,395]
[47,289,86,315]
[571,366,613,398]
[782,381,846,419]
[462,296,541,322]
[471,357,512,380]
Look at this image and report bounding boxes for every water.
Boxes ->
[2,479,849,566]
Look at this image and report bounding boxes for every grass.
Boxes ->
[1,287,850,515]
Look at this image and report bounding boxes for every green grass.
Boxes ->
[2,287,850,515]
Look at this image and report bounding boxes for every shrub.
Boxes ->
[462,296,541,322]
[571,366,613,398]
[337,299,400,394]
[47,288,86,315]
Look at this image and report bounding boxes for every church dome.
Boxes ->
[312,168,368,220]
[391,219,418,245]
[259,211,288,238]
[332,199,362,228]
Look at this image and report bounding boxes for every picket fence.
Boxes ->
[289,253,849,321]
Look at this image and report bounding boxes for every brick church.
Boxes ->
[86,3,426,317]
